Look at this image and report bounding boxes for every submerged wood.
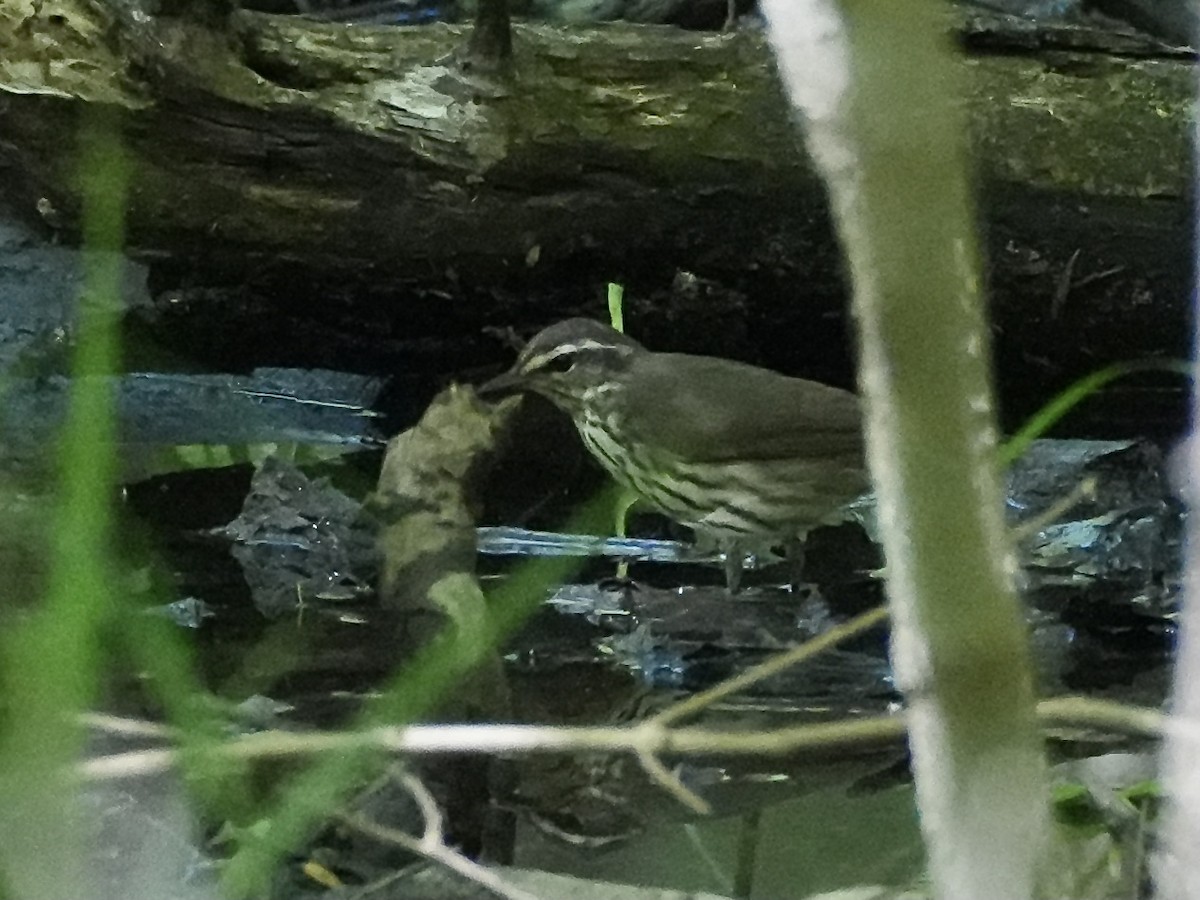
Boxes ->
[373,385,516,616]
[370,385,519,716]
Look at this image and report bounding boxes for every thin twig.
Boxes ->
[1070,265,1125,291]
[635,747,710,814]
[649,605,891,727]
[81,713,174,739]
[1050,248,1082,319]
[396,771,444,847]
[1038,695,1164,737]
[78,696,1163,784]
[77,717,906,780]
[337,809,541,900]
[1010,476,1097,544]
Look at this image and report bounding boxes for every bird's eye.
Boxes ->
[543,354,576,374]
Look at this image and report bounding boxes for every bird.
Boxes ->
[480,318,868,590]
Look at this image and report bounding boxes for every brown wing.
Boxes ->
[622,352,864,464]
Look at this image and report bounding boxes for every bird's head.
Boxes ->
[480,318,645,414]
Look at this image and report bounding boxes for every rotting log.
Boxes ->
[0,2,1189,268]
[0,1,1192,433]
[2,2,825,279]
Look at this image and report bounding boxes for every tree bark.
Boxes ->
[0,1,1190,433]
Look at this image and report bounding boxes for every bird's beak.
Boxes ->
[478,368,527,398]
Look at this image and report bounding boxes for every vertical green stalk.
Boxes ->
[1157,23,1200,895]
[761,3,1045,898]
[607,282,625,332]
[0,108,128,899]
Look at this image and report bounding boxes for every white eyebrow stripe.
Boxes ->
[522,338,634,372]
[575,338,634,355]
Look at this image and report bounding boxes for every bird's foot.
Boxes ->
[721,543,748,594]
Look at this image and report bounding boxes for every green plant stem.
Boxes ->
[1001,358,1191,464]
[762,2,1044,898]
[607,282,625,333]
[0,107,128,900]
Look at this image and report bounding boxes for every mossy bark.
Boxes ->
[0,0,1191,423]
[0,1,1189,267]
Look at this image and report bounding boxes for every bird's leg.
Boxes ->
[613,488,639,581]
[722,539,745,594]
[783,536,806,592]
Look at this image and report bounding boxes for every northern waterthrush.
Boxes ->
[481,318,868,588]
